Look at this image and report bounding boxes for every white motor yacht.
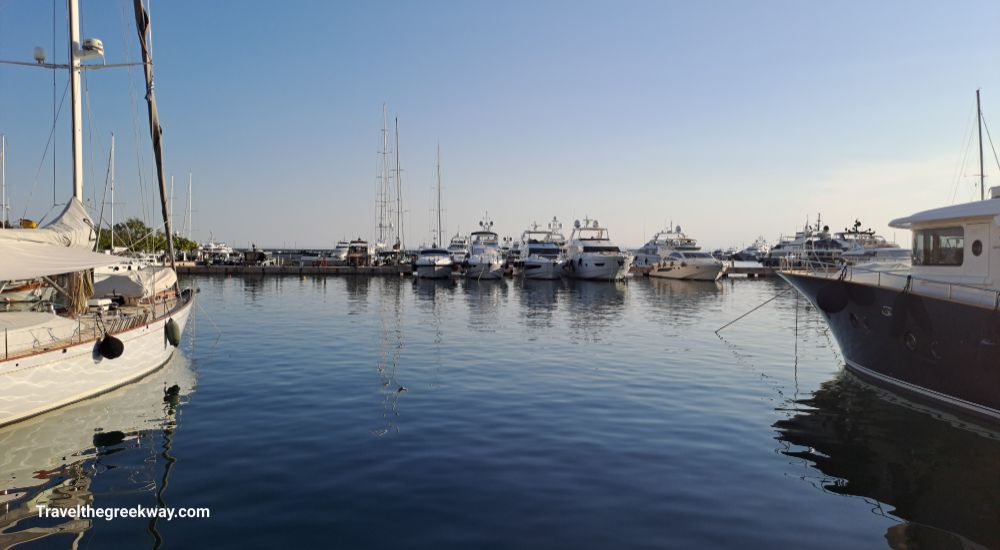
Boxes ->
[332,240,351,263]
[414,247,453,279]
[633,225,701,268]
[520,217,566,280]
[464,217,505,280]
[649,250,725,281]
[564,218,632,281]
[447,234,469,266]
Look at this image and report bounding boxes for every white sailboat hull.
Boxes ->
[0,292,194,427]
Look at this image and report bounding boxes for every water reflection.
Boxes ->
[0,352,196,548]
[462,280,509,333]
[345,275,372,316]
[412,277,457,305]
[516,279,565,332]
[643,277,724,329]
[774,373,1000,549]
[373,279,406,436]
[564,280,628,342]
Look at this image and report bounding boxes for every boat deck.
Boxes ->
[2,295,182,362]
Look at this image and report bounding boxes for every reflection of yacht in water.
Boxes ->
[0,352,196,547]
[517,279,564,330]
[774,372,1000,549]
[565,280,628,341]
[462,279,509,332]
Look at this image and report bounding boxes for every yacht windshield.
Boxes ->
[583,246,621,253]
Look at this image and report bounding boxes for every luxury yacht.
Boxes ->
[414,246,453,279]
[633,225,702,267]
[563,218,632,281]
[649,250,725,281]
[447,233,469,267]
[731,236,769,262]
[519,217,566,280]
[332,240,351,263]
[780,186,1000,423]
[346,238,371,266]
[464,217,505,280]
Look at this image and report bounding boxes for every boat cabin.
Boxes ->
[889,188,1000,287]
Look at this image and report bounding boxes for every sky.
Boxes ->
[0,0,999,250]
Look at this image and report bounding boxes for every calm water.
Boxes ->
[2,275,999,549]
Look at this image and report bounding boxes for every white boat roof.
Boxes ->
[889,199,1000,229]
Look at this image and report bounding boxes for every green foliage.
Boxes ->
[96,217,198,253]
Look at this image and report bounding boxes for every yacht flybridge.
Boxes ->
[564,218,632,281]
[0,0,193,427]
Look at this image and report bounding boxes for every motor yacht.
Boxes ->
[464,216,505,280]
[564,218,632,281]
[519,217,566,280]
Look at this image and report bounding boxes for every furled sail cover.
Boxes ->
[0,240,119,281]
[0,199,96,249]
[93,266,177,299]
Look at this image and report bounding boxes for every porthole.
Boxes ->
[973,240,983,256]
[904,332,917,351]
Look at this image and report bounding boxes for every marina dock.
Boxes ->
[723,264,776,278]
[177,264,412,276]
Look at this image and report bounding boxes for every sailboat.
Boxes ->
[414,145,453,279]
[779,90,1000,423]
[0,0,194,427]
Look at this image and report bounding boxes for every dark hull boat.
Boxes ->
[780,270,1000,421]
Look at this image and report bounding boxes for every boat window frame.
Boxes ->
[912,226,964,266]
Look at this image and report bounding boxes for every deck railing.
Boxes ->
[780,256,1000,310]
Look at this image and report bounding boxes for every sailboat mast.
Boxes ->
[187,172,192,240]
[436,144,442,246]
[110,133,115,250]
[1,134,6,228]
[68,0,84,201]
[978,89,985,201]
[133,0,176,271]
[395,116,403,250]
[379,104,390,244]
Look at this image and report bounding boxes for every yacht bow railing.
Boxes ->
[780,256,1000,310]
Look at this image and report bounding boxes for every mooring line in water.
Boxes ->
[194,299,223,347]
[714,288,792,334]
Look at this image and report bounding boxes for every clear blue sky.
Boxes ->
[1,0,998,249]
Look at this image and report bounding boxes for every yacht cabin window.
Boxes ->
[912,226,964,266]
[582,246,621,253]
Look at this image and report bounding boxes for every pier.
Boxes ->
[177,265,412,277]
[723,264,775,278]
